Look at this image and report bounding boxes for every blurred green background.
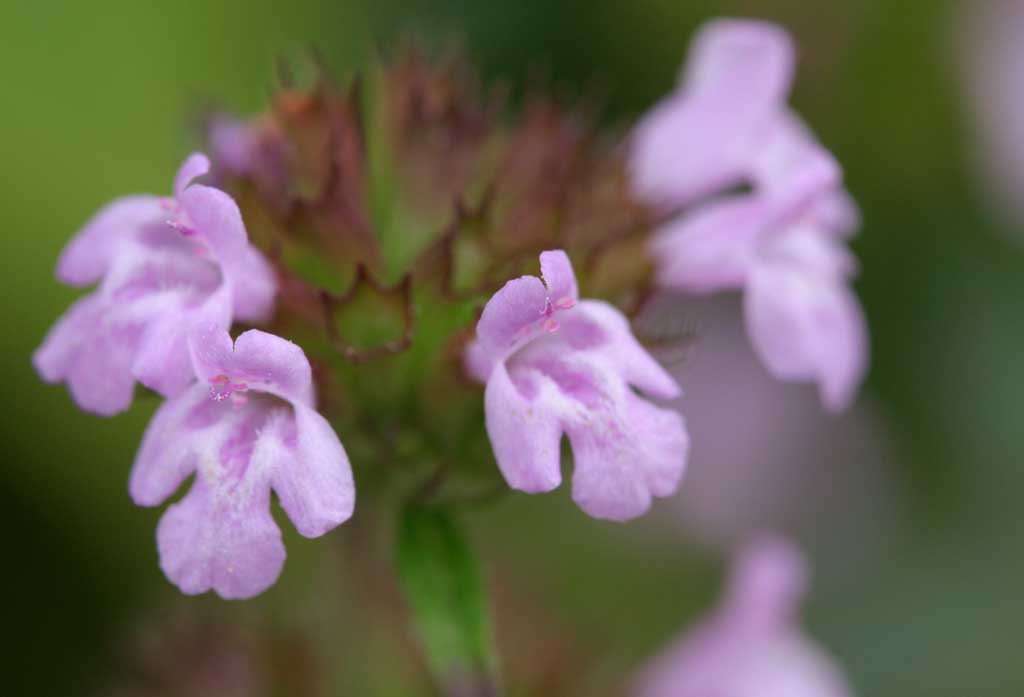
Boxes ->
[2,0,1022,695]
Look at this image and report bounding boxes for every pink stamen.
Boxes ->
[209,375,249,403]
[166,218,197,237]
[162,197,198,237]
[521,294,574,340]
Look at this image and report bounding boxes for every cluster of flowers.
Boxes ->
[630,20,866,411]
[36,14,860,695]
[34,19,865,692]
[635,537,853,697]
[34,153,355,599]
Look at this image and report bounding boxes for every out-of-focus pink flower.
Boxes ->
[654,295,894,549]
[206,113,294,214]
[630,19,795,207]
[33,153,276,415]
[633,537,854,697]
[466,250,688,521]
[961,0,1024,228]
[631,20,867,410]
[129,322,354,599]
[208,116,257,178]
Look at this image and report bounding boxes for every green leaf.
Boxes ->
[396,503,499,695]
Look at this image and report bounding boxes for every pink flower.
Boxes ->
[466,250,687,521]
[961,0,1024,229]
[633,537,854,697]
[631,20,868,410]
[129,322,354,599]
[33,153,276,415]
[630,19,795,207]
[208,116,256,178]
[662,295,896,550]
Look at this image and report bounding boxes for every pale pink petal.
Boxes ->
[568,390,687,521]
[132,285,233,398]
[629,94,759,206]
[174,152,211,199]
[229,246,277,324]
[179,181,277,322]
[767,225,859,278]
[539,249,578,305]
[722,536,809,629]
[464,340,495,383]
[646,121,841,295]
[471,251,584,380]
[745,262,867,411]
[633,538,854,697]
[186,321,237,384]
[156,478,285,599]
[557,360,687,521]
[483,361,565,493]
[132,313,194,400]
[271,403,356,537]
[630,20,794,206]
[179,154,278,325]
[32,295,140,415]
[635,629,852,697]
[208,117,254,176]
[470,275,550,380]
[140,400,293,599]
[961,0,1024,229]
[651,196,766,292]
[178,184,248,263]
[508,346,687,521]
[474,275,548,349]
[188,324,315,404]
[684,20,794,106]
[811,189,861,238]
[752,113,841,202]
[55,196,163,286]
[230,328,314,406]
[744,265,820,379]
[33,295,100,384]
[566,301,681,399]
[65,321,144,415]
[35,246,217,413]
[129,385,212,506]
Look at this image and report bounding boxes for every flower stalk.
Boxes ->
[396,503,500,696]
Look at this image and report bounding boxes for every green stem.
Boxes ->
[395,502,501,696]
